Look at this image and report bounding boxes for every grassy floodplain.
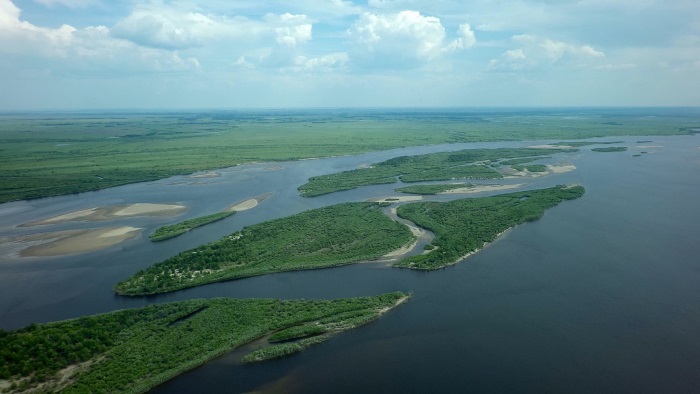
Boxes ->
[394,185,585,270]
[149,211,235,242]
[0,293,408,393]
[298,148,575,197]
[115,203,414,296]
[1,110,697,203]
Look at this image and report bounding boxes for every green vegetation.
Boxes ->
[150,211,235,242]
[637,140,653,143]
[1,110,694,203]
[396,183,474,195]
[512,164,548,173]
[115,203,414,296]
[591,147,628,152]
[394,185,585,270]
[243,335,330,363]
[299,148,575,197]
[0,293,408,393]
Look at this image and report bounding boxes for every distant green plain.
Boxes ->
[1,111,696,203]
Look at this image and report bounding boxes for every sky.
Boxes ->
[0,0,699,109]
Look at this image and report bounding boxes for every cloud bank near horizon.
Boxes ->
[0,0,698,109]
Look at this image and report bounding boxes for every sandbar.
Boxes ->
[547,164,577,174]
[113,203,185,216]
[227,199,258,212]
[225,193,273,212]
[189,172,220,178]
[441,184,523,194]
[22,203,186,227]
[11,226,142,257]
[528,144,574,149]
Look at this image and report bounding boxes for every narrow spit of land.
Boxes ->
[0,293,409,393]
[149,193,272,242]
[394,185,585,270]
[115,203,415,296]
[298,148,576,197]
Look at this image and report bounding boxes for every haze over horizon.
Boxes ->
[1,0,699,110]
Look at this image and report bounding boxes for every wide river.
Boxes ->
[1,135,699,392]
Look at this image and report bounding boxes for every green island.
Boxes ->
[115,203,414,296]
[396,183,474,195]
[298,148,575,197]
[149,211,235,242]
[591,147,628,152]
[2,111,694,203]
[0,293,408,393]
[394,185,585,270]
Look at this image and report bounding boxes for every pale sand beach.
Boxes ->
[441,184,524,194]
[22,203,186,227]
[528,144,574,149]
[224,193,273,212]
[189,172,221,178]
[32,208,97,224]
[547,164,577,174]
[227,199,258,212]
[113,203,185,216]
[14,226,142,257]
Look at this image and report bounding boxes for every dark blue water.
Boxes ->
[1,133,699,392]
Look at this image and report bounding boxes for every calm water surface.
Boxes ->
[1,135,699,392]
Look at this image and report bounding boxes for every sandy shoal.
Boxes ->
[227,199,258,212]
[635,145,663,149]
[441,184,523,194]
[528,144,574,149]
[34,208,98,224]
[225,193,273,212]
[113,203,186,216]
[17,226,142,257]
[23,203,186,227]
[547,164,577,174]
[189,172,220,178]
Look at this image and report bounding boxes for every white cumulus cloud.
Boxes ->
[348,10,475,68]
[490,34,605,70]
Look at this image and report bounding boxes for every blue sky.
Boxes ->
[1,0,699,109]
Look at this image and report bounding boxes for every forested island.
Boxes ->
[115,203,414,295]
[298,148,575,197]
[0,293,408,393]
[395,185,585,270]
[116,186,584,296]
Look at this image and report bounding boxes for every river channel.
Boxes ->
[1,135,699,392]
